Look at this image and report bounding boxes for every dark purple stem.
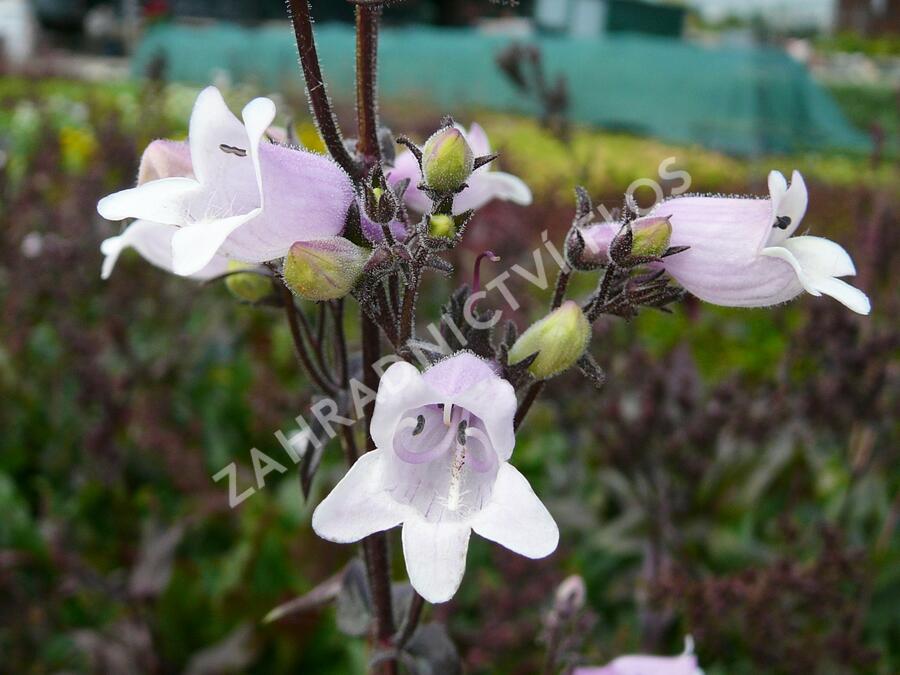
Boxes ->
[287,0,359,178]
[355,3,382,171]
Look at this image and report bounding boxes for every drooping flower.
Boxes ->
[312,353,558,603]
[574,638,704,675]
[97,86,354,277]
[578,171,869,314]
[388,122,532,215]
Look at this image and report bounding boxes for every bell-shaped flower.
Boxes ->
[574,638,704,675]
[642,170,869,314]
[97,86,354,277]
[312,353,558,603]
[388,122,532,215]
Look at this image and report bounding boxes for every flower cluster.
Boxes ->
[95,15,871,664]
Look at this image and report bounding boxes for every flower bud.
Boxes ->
[580,216,672,265]
[224,261,272,302]
[575,222,617,266]
[507,301,591,379]
[283,237,371,301]
[553,575,587,618]
[630,216,672,258]
[427,214,456,239]
[421,126,474,192]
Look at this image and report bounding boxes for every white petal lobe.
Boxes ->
[471,463,559,559]
[401,517,471,603]
[312,450,407,543]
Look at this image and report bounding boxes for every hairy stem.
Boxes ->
[295,300,333,385]
[550,268,570,309]
[395,591,425,648]
[287,0,358,178]
[330,299,349,388]
[514,380,545,431]
[355,2,382,171]
[279,281,337,396]
[361,308,397,670]
[398,247,429,347]
[585,263,619,322]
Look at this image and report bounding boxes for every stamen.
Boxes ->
[773,215,791,230]
[443,403,453,427]
[413,414,425,436]
[456,420,468,445]
[219,143,247,157]
[446,441,467,512]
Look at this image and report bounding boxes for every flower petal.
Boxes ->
[100,219,228,280]
[371,362,442,456]
[451,373,517,462]
[651,196,804,307]
[452,171,533,214]
[470,463,559,558]
[603,654,701,675]
[422,352,499,398]
[767,170,807,244]
[312,450,408,543]
[804,276,871,315]
[137,140,193,184]
[422,353,516,461]
[171,210,261,277]
[170,96,274,276]
[464,122,491,156]
[401,516,471,603]
[761,242,870,314]
[188,86,255,186]
[767,170,788,208]
[782,235,856,278]
[97,177,199,226]
[388,150,430,213]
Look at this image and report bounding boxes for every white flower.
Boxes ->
[312,353,558,603]
[97,86,354,277]
[641,170,870,315]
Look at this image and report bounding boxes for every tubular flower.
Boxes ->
[97,86,354,277]
[644,170,869,314]
[312,353,558,603]
[388,122,532,215]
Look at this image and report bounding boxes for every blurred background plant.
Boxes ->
[1,0,898,672]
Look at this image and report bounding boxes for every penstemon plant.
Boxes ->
[95,2,871,673]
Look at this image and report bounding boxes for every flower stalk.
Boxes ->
[286,0,358,178]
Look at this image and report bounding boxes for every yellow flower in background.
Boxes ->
[59,126,98,173]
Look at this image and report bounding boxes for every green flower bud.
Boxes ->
[224,261,272,303]
[508,301,591,379]
[421,126,474,192]
[283,237,371,301]
[631,217,672,258]
[428,214,456,239]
